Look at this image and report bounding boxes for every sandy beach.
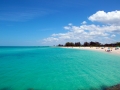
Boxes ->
[62,47,120,55]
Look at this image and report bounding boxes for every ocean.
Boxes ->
[0,46,120,90]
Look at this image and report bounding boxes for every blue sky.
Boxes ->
[0,0,120,46]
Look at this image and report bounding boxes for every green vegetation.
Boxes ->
[65,42,75,46]
[57,41,120,47]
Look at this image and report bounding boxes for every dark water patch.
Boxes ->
[0,55,5,58]
[77,84,120,90]
[89,87,99,90]
[1,85,120,90]
[0,87,13,90]
[27,88,45,90]
[105,84,120,90]
[76,85,108,90]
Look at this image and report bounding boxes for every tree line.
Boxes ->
[58,41,120,47]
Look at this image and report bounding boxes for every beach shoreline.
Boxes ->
[61,46,120,55]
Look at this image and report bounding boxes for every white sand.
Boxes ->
[62,47,120,55]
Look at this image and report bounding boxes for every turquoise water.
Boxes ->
[0,46,120,90]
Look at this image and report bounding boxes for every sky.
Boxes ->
[0,0,120,46]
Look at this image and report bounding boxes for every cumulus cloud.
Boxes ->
[88,10,120,25]
[43,24,120,44]
[43,10,120,45]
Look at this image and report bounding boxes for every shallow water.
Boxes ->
[0,46,120,90]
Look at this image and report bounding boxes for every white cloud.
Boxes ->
[43,10,120,45]
[43,37,59,42]
[80,24,120,32]
[68,23,72,26]
[111,34,116,37]
[43,24,120,44]
[81,21,87,24]
[88,10,120,25]
[64,26,71,30]
[64,23,73,30]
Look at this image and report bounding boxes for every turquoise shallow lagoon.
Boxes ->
[0,46,120,90]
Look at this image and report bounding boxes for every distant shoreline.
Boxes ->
[61,46,120,55]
